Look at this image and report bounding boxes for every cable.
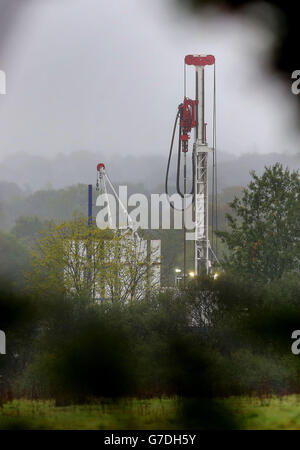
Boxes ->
[176,120,195,199]
[165,111,181,210]
[165,59,195,211]
[212,137,215,249]
[213,62,218,257]
[165,108,194,211]
[210,62,218,260]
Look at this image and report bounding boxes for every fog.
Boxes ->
[0,0,298,164]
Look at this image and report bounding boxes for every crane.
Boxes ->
[95,163,161,293]
[96,162,139,238]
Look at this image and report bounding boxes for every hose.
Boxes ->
[165,109,194,211]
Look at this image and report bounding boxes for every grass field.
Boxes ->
[1,396,300,429]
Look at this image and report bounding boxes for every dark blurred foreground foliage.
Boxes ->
[1,271,300,428]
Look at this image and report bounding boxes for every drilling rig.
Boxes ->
[95,163,161,294]
[165,54,218,279]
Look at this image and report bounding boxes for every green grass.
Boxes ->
[224,395,300,430]
[1,396,300,429]
[0,398,180,430]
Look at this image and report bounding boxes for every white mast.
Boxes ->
[183,54,215,275]
[194,64,210,275]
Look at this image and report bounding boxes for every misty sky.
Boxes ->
[0,0,298,163]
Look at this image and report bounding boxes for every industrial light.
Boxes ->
[189,271,195,278]
[213,272,219,280]
[175,268,182,273]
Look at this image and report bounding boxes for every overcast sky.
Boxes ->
[0,0,298,162]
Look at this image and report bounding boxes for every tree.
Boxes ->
[0,231,29,290]
[11,216,52,249]
[26,215,159,302]
[218,164,300,281]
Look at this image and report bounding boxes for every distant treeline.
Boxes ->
[0,179,242,232]
[0,150,298,191]
[0,180,238,285]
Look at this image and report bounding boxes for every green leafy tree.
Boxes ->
[218,164,300,281]
[0,231,29,290]
[26,215,159,302]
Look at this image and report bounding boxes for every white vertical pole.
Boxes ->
[194,64,209,275]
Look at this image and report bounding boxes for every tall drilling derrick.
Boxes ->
[165,54,217,280]
[189,55,215,275]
